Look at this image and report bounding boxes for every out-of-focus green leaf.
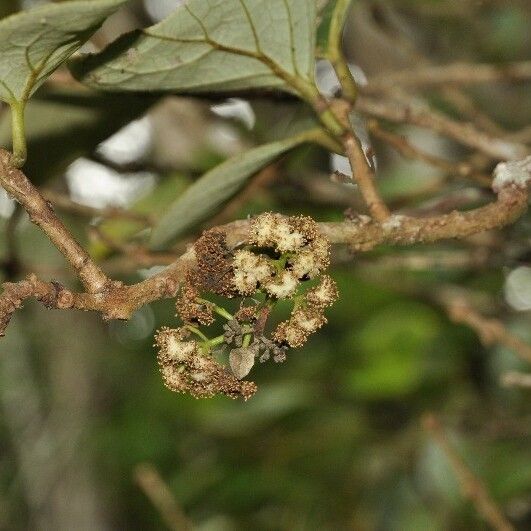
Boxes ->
[0,0,127,104]
[0,88,155,184]
[344,302,441,398]
[196,382,316,436]
[90,174,188,259]
[71,0,316,96]
[485,442,531,498]
[149,130,317,249]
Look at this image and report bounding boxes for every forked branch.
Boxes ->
[0,156,529,337]
[0,149,110,293]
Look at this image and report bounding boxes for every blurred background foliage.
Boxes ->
[0,0,530,530]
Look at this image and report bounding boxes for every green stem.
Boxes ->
[304,128,344,154]
[242,333,252,348]
[214,305,234,321]
[327,0,357,103]
[185,324,209,342]
[274,254,289,273]
[197,298,234,320]
[331,58,357,103]
[10,101,27,168]
[293,81,346,137]
[293,293,305,310]
[207,335,225,348]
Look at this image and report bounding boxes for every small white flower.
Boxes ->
[290,249,318,279]
[306,275,338,309]
[273,220,305,252]
[159,364,188,392]
[251,212,282,247]
[166,337,197,362]
[233,269,258,295]
[233,250,273,295]
[235,251,271,281]
[291,308,326,333]
[264,271,299,299]
[155,327,198,363]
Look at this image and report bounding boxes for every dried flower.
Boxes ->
[155,327,257,400]
[235,303,258,323]
[273,307,326,348]
[176,283,214,325]
[255,336,288,363]
[190,228,235,297]
[223,319,244,346]
[305,275,339,310]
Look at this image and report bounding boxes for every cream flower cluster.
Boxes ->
[232,213,331,298]
[273,275,339,348]
[155,214,338,400]
[154,327,257,400]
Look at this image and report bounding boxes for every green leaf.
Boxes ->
[71,0,316,96]
[149,130,316,249]
[90,173,189,259]
[0,0,127,105]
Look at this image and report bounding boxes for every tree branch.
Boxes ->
[134,463,193,531]
[364,61,531,92]
[422,413,514,531]
[443,298,531,364]
[343,133,391,221]
[356,95,529,161]
[318,183,528,251]
[0,149,110,293]
[501,371,531,389]
[0,157,529,337]
[367,120,492,187]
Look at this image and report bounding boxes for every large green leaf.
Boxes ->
[149,130,317,249]
[0,0,127,105]
[71,0,316,95]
